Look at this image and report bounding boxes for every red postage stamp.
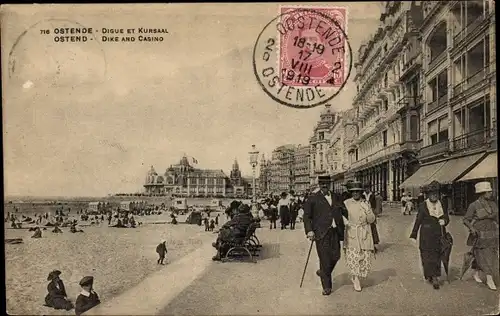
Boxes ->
[278,6,348,88]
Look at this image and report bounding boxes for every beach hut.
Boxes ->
[120,201,132,212]
[173,198,188,212]
[88,202,100,214]
[186,210,202,225]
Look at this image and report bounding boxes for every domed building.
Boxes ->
[143,155,249,197]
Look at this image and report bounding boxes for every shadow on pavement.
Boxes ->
[258,243,281,260]
[363,268,397,288]
[376,242,394,252]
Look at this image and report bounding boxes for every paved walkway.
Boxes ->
[83,207,499,315]
[160,209,499,315]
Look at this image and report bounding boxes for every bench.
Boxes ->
[221,222,261,263]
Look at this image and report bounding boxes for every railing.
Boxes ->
[400,140,421,152]
[427,94,447,112]
[452,127,492,153]
[428,50,447,71]
[419,140,450,158]
[453,66,489,96]
[453,14,487,46]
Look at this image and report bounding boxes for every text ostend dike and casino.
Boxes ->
[44,27,168,43]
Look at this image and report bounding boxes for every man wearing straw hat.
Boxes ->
[303,181,346,296]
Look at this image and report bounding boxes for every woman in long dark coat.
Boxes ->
[409,181,450,290]
[44,270,73,310]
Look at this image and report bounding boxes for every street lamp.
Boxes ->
[249,144,260,201]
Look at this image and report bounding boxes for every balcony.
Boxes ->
[400,53,422,80]
[452,127,494,153]
[453,14,490,49]
[400,140,421,152]
[428,50,447,72]
[427,94,447,113]
[419,140,450,159]
[452,65,490,97]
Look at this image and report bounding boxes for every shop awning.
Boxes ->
[399,161,446,189]
[429,153,486,184]
[458,152,498,182]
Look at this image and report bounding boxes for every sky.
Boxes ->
[2,3,382,197]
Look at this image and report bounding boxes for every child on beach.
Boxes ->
[209,219,215,231]
[75,276,100,316]
[156,241,168,265]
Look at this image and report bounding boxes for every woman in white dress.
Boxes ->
[343,181,376,292]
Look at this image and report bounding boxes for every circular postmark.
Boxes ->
[253,7,353,109]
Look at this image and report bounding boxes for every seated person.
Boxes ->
[225,200,241,220]
[70,224,84,233]
[44,270,73,311]
[75,276,100,316]
[111,218,125,228]
[212,203,254,261]
[52,226,63,233]
[31,227,42,238]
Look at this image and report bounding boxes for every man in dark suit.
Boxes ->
[303,183,347,295]
[363,183,380,252]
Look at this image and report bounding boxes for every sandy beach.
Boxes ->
[5,221,215,315]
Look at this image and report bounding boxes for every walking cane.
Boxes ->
[300,239,315,288]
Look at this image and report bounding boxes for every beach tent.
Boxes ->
[185,211,202,225]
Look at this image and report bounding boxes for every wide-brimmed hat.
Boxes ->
[47,270,61,281]
[280,192,288,198]
[79,276,94,287]
[475,181,492,194]
[238,204,251,214]
[425,180,441,193]
[347,181,364,192]
[230,200,241,209]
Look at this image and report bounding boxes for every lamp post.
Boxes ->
[249,144,260,202]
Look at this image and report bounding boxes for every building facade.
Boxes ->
[293,145,310,194]
[309,104,337,187]
[348,1,425,201]
[269,145,296,193]
[143,155,249,197]
[258,154,272,194]
[401,0,497,214]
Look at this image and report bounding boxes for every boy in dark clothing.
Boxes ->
[209,219,215,231]
[75,276,100,316]
[204,218,210,231]
[156,241,168,264]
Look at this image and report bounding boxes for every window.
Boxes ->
[334,162,338,170]
[428,116,449,144]
[383,99,388,111]
[319,132,325,140]
[382,130,388,147]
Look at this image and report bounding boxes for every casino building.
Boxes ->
[143,155,249,197]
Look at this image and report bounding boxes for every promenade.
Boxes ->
[89,207,499,315]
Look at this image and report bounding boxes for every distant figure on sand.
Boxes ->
[44,270,73,311]
[52,225,63,233]
[215,214,219,226]
[156,241,168,265]
[210,219,215,231]
[31,227,42,238]
[70,224,84,233]
[75,276,100,316]
[204,218,210,231]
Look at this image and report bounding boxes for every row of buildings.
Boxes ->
[141,1,496,214]
[284,1,496,215]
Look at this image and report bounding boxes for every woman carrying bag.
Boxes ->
[463,181,499,291]
[409,181,450,290]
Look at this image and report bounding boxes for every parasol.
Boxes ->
[440,226,453,283]
[460,234,478,280]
